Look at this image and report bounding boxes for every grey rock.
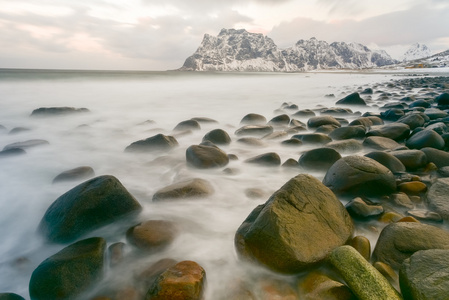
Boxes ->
[406,129,445,150]
[426,177,449,221]
[367,123,410,141]
[421,147,449,168]
[240,113,267,125]
[3,139,49,151]
[292,133,332,145]
[298,147,341,171]
[364,151,406,173]
[202,129,231,145]
[235,125,273,137]
[52,166,95,184]
[325,139,363,153]
[336,92,366,106]
[173,119,201,131]
[125,134,178,153]
[307,115,341,128]
[31,107,89,116]
[245,152,281,167]
[363,136,401,150]
[186,144,229,169]
[390,149,428,170]
[329,125,366,140]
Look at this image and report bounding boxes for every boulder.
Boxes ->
[298,148,341,172]
[235,174,353,273]
[380,109,405,122]
[52,166,95,183]
[424,108,448,119]
[0,148,26,158]
[367,123,410,141]
[390,150,428,170]
[361,88,373,94]
[372,222,449,269]
[307,116,341,128]
[152,178,214,201]
[39,175,142,243]
[29,237,106,300]
[244,152,281,167]
[421,147,449,168]
[435,92,449,106]
[409,99,431,109]
[146,261,206,300]
[126,220,178,252]
[0,294,25,300]
[323,156,396,197]
[364,151,406,173]
[125,134,178,153]
[202,129,231,145]
[336,92,366,106]
[325,139,363,153]
[406,129,445,150]
[329,125,366,140]
[31,107,89,116]
[235,125,273,137]
[3,139,49,151]
[349,117,373,128]
[399,249,449,300]
[292,133,332,145]
[426,177,449,221]
[185,145,229,169]
[240,113,267,125]
[173,119,200,131]
[268,114,290,126]
[363,136,401,151]
[397,113,426,130]
[328,246,402,300]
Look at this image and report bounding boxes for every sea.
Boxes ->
[0,68,448,299]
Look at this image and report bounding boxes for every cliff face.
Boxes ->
[179,29,397,71]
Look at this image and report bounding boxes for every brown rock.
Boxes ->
[127,220,178,252]
[152,178,214,201]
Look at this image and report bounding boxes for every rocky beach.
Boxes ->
[1,70,449,299]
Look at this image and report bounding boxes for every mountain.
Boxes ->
[401,43,432,62]
[179,29,397,72]
[403,49,449,68]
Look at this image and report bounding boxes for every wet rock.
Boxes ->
[406,129,445,150]
[282,158,300,168]
[325,139,363,153]
[424,108,448,119]
[367,123,410,141]
[236,137,266,147]
[145,260,206,300]
[125,134,178,153]
[3,139,49,151]
[372,222,449,269]
[398,181,427,195]
[152,178,214,201]
[9,127,30,135]
[315,124,339,134]
[336,92,366,106]
[328,245,402,300]
[320,107,353,115]
[407,210,443,223]
[390,149,428,170]
[262,131,288,140]
[298,147,341,172]
[397,113,426,130]
[307,115,341,128]
[245,152,281,167]
[39,175,142,243]
[31,106,89,116]
[300,271,355,300]
[346,197,384,219]
[240,113,267,125]
[435,92,449,105]
[426,122,447,134]
[281,138,303,147]
[127,220,178,252]
[29,237,106,300]
[108,242,125,267]
[363,136,401,150]
[256,278,298,300]
[52,166,95,183]
[268,114,290,126]
[361,87,373,94]
[235,125,273,137]
[350,236,371,261]
[391,193,414,209]
[0,148,26,158]
[0,293,25,300]
[349,117,374,128]
[292,109,315,117]
[329,125,366,140]
[292,133,332,145]
[426,177,449,221]
[323,156,396,197]
[136,258,178,290]
[202,129,231,145]
[186,144,229,169]
[421,147,449,168]
[191,117,217,124]
[235,174,353,273]
[364,151,406,173]
[173,119,200,131]
[399,249,449,300]
[373,261,398,285]
[409,99,431,108]
[380,109,405,121]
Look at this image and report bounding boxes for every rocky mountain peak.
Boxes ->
[402,43,432,61]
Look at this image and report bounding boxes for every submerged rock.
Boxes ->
[235,125,273,137]
[31,107,89,116]
[298,147,341,171]
[39,175,141,243]
[336,92,366,106]
[52,166,95,183]
[29,237,106,300]
[152,178,214,201]
[202,128,231,145]
[0,294,25,300]
[173,119,201,131]
[240,113,267,125]
[244,152,281,166]
[127,220,178,252]
[125,134,178,153]
[186,144,229,168]
[3,139,49,151]
[235,174,353,273]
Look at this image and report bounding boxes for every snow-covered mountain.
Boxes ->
[179,29,397,72]
[401,43,432,61]
[403,49,449,68]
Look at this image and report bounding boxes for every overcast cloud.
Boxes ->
[0,0,448,70]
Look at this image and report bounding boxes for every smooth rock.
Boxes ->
[245,152,281,167]
[292,109,315,117]
[350,236,371,261]
[173,119,200,131]
[328,245,402,300]
[346,197,384,219]
[367,123,410,141]
[298,147,341,172]
[329,125,366,140]
[235,125,273,137]
[240,113,267,125]
[31,107,89,116]
[152,178,214,201]
[235,174,353,273]
[407,210,443,223]
[406,129,445,150]
[325,139,363,153]
[29,237,106,300]
[145,260,206,300]
[398,181,427,194]
[268,114,290,126]
[0,294,25,300]
[399,249,449,300]
[125,134,179,153]
[202,129,231,145]
[0,148,26,157]
[127,220,178,252]
[390,150,428,170]
[421,147,449,168]
[391,193,414,209]
[186,145,229,169]
[363,136,401,150]
[39,175,141,243]
[281,138,303,147]
[323,156,396,197]
[236,137,266,147]
[292,133,332,145]
[52,166,95,183]
[426,177,449,221]
[3,139,49,151]
[364,151,406,173]
[372,222,449,269]
[299,271,355,300]
[349,117,373,128]
[307,116,341,128]
[435,92,449,105]
[398,113,426,130]
[336,92,366,106]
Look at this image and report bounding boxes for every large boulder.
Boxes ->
[39,175,142,243]
[328,245,402,300]
[323,156,396,197]
[400,249,449,300]
[406,129,445,150]
[146,260,206,300]
[185,145,229,169]
[336,92,366,106]
[426,177,449,221]
[372,222,449,269]
[125,134,179,153]
[152,178,214,201]
[29,237,106,300]
[235,174,353,273]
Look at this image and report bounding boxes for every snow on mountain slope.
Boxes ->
[401,43,432,61]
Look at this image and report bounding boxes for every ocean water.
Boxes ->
[0,68,445,299]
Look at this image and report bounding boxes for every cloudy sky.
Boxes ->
[1,0,448,70]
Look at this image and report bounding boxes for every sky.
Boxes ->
[1,0,449,70]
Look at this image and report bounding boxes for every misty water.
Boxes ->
[0,68,446,299]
